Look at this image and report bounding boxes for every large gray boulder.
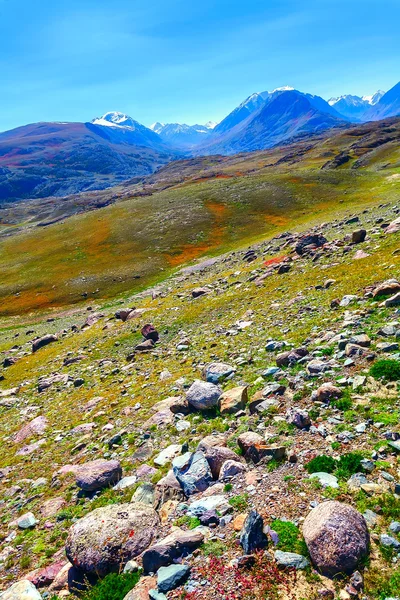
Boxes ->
[0,580,42,599]
[173,452,213,496]
[303,501,369,576]
[186,380,222,410]
[75,459,122,492]
[65,503,159,577]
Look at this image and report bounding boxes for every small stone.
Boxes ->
[157,564,190,593]
[17,512,37,529]
[310,473,339,488]
[274,550,309,569]
[202,362,235,384]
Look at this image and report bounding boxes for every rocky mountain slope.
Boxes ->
[197,89,347,155]
[0,190,399,599]
[0,117,399,316]
[0,119,176,203]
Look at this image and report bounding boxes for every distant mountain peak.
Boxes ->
[92,112,139,129]
[362,90,385,105]
[205,121,217,129]
[269,85,295,93]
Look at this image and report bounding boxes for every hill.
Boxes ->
[0,118,399,316]
[0,119,176,203]
[0,157,399,598]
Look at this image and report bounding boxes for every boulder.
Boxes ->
[17,512,37,529]
[286,408,311,429]
[198,444,239,479]
[135,339,155,352]
[237,431,281,463]
[14,416,48,444]
[65,503,159,577]
[154,445,182,467]
[384,292,400,307]
[240,510,268,554]
[38,373,69,393]
[295,234,327,255]
[202,362,235,384]
[32,334,58,353]
[151,396,189,415]
[186,380,222,411]
[351,229,367,244]
[173,452,213,496]
[219,460,246,479]
[157,564,190,593]
[75,459,122,492]
[141,324,159,342]
[191,287,208,298]
[131,483,155,506]
[372,279,400,297]
[276,348,307,367]
[312,383,342,403]
[27,561,67,588]
[0,580,42,599]
[385,216,400,234]
[219,386,248,414]
[303,501,369,576]
[142,528,204,573]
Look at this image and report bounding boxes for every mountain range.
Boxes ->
[0,80,399,202]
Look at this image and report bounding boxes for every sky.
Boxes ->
[1,0,399,132]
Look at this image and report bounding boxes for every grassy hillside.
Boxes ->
[0,118,399,316]
[0,194,399,598]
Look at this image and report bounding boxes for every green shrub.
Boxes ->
[175,515,201,529]
[271,519,308,555]
[228,494,249,511]
[331,396,352,411]
[305,452,363,479]
[201,538,226,557]
[81,572,141,600]
[335,452,363,479]
[369,359,400,382]
[305,455,336,474]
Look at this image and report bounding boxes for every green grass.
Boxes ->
[0,120,399,316]
[369,359,400,382]
[271,519,308,555]
[228,494,249,511]
[79,572,141,600]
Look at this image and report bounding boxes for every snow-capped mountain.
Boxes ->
[362,90,385,105]
[363,82,400,121]
[149,121,215,149]
[198,89,346,155]
[328,91,386,121]
[90,112,166,150]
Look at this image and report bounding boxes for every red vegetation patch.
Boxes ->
[171,552,297,600]
[264,255,289,267]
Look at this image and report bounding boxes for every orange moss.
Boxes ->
[165,201,228,266]
[264,215,290,227]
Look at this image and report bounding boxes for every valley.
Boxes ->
[0,83,399,600]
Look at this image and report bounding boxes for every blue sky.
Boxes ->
[1,0,399,131]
